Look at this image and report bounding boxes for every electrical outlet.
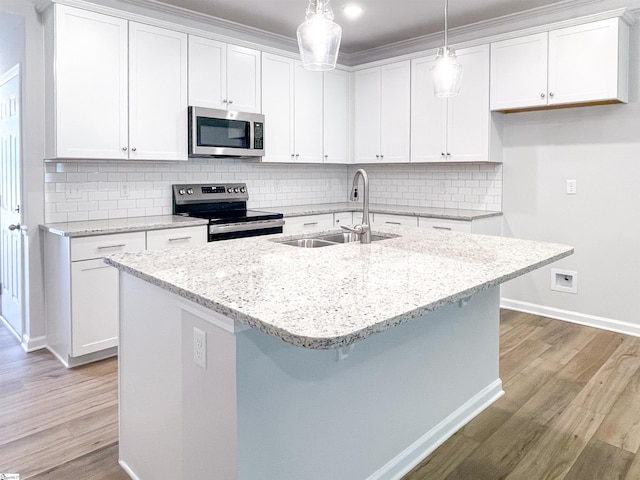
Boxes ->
[66,184,82,199]
[566,179,577,195]
[193,327,206,369]
[120,182,130,197]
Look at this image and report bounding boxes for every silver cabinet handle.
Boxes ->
[324,155,328,159]
[295,153,300,158]
[433,226,452,231]
[222,99,228,103]
[131,147,137,152]
[549,92,554,97]
[441,152,445,157]
[8,224,20,231]
[385,221,401,225]
[80,264,112,272]
[97,243,126,250]
[168,236,192,242]
[122,146,128,151]
[303,222,319,226]
[228,100,234,104]
[540,93,545,98]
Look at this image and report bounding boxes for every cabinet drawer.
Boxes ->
[146,226,207,251]
[418,217,472,233]
[283,214,334,235]
[373,213,417,227]
[71,231,146,261]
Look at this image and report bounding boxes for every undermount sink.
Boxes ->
[278,238,338,248]
[276,232,398,248]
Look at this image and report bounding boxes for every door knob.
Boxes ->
[8,224,20,231]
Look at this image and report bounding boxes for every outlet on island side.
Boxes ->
[550,269,578,294]
[193,327,207,369]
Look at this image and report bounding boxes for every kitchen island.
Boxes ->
[106,225,572,480]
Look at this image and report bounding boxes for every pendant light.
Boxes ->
[297,0,342,71]
[431,0,463,97]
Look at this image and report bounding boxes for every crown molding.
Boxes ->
[42,0,640,67]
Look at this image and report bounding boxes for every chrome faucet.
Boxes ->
[341,168,371,244]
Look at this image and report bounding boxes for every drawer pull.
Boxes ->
[79,265,112,272]
[303,222,319,226]
[433,226,452,231]
[385,221,402,225]
[168,236,192,242]
[97,243,127,250]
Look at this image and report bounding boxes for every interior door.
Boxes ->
[0,64,23,337]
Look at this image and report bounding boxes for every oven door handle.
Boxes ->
[209,218,285,235]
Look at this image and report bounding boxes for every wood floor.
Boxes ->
[1,310,640,479]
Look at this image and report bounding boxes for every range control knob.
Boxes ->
[227,187,233,193]
[240,186,246,193]
[187,188,194,195]
[233,187,239,193]
[178,188,186,195]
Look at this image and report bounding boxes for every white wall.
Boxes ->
[501,27,640,332]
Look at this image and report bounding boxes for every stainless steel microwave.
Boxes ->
[188,106,265,157]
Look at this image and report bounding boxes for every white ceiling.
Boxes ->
[154,0,570,54]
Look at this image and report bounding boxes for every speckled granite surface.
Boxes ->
[40,215,208,237]
[262,202,502,220]
[105,224,572,350]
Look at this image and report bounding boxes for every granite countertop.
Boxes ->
[40,215,208,237]
[262,202,502,221]
[105,225,572,350]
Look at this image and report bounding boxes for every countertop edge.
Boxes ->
[105,246,573,350]
[40,216,209,237]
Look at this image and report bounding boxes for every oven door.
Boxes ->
[189,106,264,157]
[208,218,285,241]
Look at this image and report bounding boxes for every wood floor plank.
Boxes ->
[563,438,634,480]
[28,443,129,480]
[571,336,640,415]
[403,431,480,480]
[504,404,604,480]
[593,362,640,453]
[499,339,551,383]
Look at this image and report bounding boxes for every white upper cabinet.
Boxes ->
[49,5,129,160]
[323,68,350,164]
[188,36,261,113]
[294,62,324,163]
[47,5,188,161]
[261,53,294,163]
[490,17,630,111]
[129,22,187,161]
[411,44,491,163]
[355,61,410,163]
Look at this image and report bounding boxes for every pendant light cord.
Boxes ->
[444,0,448,48]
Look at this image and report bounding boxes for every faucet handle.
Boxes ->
[340,224,369,235]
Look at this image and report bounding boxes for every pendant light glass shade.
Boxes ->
[297,0,342,71]
[432,46,463,97]
[431,0,463,97]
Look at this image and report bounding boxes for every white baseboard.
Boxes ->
[367,379,504,480]
[501,298,640,337]
[119,460,140,480]
[23,334,47,352]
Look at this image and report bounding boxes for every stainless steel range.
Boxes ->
[172,183,284,241]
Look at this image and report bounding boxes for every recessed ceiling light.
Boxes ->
[342,3,364,20]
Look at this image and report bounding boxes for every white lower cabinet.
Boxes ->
[282,213,334,235]
[45,226,206,367]
[418,216,502,235]
[333,211,353,227]
[372,213,418,227]
[146,226,207,250]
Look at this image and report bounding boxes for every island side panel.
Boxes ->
[118,273,182,479]
[235,288,502,480]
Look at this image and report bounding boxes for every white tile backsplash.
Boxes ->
[43,159,502,223]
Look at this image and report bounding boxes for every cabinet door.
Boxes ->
[372,213,417,227]
[323,69,350,164]
[447,45,490,162]
[54,5,128,159]
[380,61,410,163]
[188,36,226,109]
[129,23,187,161]
[548,18,625,105]
[354,67,381,163]
[410,55,446,162]
[71,259,119,356]
[489,33,548,110]
[418,217,471,233]
[282,214,334,235]
[294,62,324,163]
[227,45,261,113]
[261,53,294,162]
